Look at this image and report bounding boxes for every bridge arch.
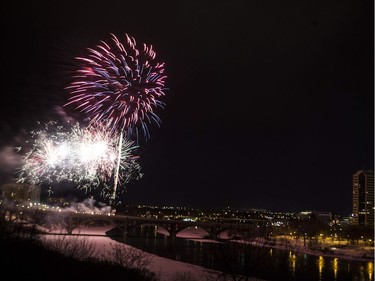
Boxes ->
[7,209,269,240]
[76,218,113,227]
[175,225,211,239]
[128,222,170,237]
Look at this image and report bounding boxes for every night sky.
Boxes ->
[0,0,373,214]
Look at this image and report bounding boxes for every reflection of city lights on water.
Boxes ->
[317,256,324,280]
[333,258,338,278]
[289,251,296,275]
[368,262,374,281]
[360,265,365,280]
[346,263,351,274]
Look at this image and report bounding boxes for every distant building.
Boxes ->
[352,170,374,226]
[336,215,352,226]
[45,196,69,207]
[312,210,332,223]
[296,211,313,220]
[296,210,332,224]
[0,183,41,204]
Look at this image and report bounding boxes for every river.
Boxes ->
[107,226,373,281]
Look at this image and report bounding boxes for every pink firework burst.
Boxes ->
[65,33,167,140]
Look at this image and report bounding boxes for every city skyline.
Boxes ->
[0,0,373,214]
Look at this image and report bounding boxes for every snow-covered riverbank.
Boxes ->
[41,225,265,281]
[39,223,374,281]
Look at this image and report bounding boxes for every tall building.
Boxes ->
[0,183,41,204]
[352,170,374,226]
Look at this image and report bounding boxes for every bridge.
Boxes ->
[2,207,270,240]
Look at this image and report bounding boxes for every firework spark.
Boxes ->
[65,33,167,141]
[17,121,142,201]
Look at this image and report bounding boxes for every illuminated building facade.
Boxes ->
[352,170,374,226]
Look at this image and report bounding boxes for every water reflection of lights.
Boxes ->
[318,256,324,280]
[368,261,374,281]
[333,257,338,280]
[289,251,296,275]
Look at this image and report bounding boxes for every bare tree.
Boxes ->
[106,242,153,271]
[42,234,96,261]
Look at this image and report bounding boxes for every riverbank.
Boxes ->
[157,226,374,262]
[262,236,374,262]
[39,224,374,281]
[41,225,265,281]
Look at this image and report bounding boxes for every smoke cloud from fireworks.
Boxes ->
[0,146,22,183]
[17,121,142,202]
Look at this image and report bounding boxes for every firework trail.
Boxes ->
[17,121,142,201]
[65,33,167,141]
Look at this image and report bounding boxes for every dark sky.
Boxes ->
[0,0,373,214]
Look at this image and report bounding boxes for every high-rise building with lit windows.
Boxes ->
[352,170,374,226]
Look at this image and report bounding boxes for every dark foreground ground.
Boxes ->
[0,226,159,281]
